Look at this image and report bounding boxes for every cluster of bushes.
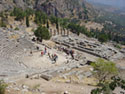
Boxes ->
[89,29,109,43]
[10,7,26,21]
[65,22,109,43]
[10,7,34,27]
[34,11,48,25]
[90,28,125,44]
[47,15,110,43]
[67,23,87,36]
[10,7,110,43]
[10,8,51,39]
[10,7,34,21]
[0,12,7,27]
[91,77,125,94]
[48,15,110,43]
[94,12,125,44]
[0,18,6,27]
[91,59,125,94]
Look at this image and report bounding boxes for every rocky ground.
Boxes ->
[52,34,124,61]
[5,78,96,94]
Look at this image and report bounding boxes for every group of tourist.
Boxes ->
[40,47,58,63]
[57,46,75,59]
[48,53,58,63]
[41,47,47,56]
[30,45,74,64]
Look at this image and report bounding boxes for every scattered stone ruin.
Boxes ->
[0,26,124,85]
[49,28,70,36]
[52,35,125,61]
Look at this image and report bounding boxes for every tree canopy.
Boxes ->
[34,26,51,40]
[35,11,48,25]
[97,33,109,43]
[10,7,26,21]
[91,58,118,84]
[90,59,125,94]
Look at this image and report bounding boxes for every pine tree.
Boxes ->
[46,20,49,29]
[26,16,30,27]
[56,18,59,30]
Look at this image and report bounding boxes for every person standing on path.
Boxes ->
[53,54,58,63]
[44,47,47,55]
[41,51,44,56]
[70,50,74,59]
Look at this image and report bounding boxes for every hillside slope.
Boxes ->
[0,0,97,20]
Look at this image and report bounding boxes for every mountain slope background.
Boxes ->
[0,0,124,43]
[0,0,97,20]
[86,0,125,8]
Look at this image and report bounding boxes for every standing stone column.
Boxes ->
[67,29,69,36]
[61,28,63,36]
[57,29,59,35]
[58,25,60,35]
[54,29,56,36]
[64,28,65,36]
[49,28,52,36]
[65,29,68,36]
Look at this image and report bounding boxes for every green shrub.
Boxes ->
[97,33,109,43]
[91,76,125,94]
[10,7,26,21]
[0,21,6,27]
[49,15,57,24]
[14,27,19,30]
[34,26,51,40]
[90,59,120,94]
[0,14,7,27]
[114,44,121,49]
[91,58,118,84]
[0,80,7,94]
